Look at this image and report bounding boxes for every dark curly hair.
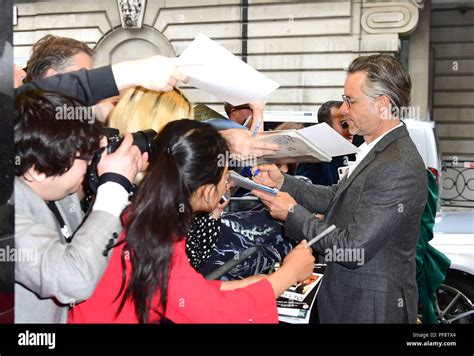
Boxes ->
[14,90,102,177]
[25,34,94,83]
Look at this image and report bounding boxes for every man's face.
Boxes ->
[329,107,353,142]
[340,71,381,137]
[43,158,89,201]
[230,108,252,125]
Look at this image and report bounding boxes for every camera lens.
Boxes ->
[131,129,157,154]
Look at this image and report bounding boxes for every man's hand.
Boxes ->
[219,129,278,159]
[248,100,265,133]
[97,133,148,183]
[251,190,297,221]
[248,99,266,112]
[252,163,284,189]
[112,55,187,92]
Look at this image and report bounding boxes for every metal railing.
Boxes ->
[441,160,474,208]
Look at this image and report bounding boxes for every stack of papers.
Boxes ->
[257,123,359,164]
[177,33,279,106]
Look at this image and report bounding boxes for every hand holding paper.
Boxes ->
[112,55,187,92]
[252,190,297,221]
[177,34,279,105]
[219,129,279,159]
[252,164,284,189]
[229,171,278,195]
[256,123,359,164]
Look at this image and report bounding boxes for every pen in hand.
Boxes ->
[251,117,263,137]
[250,118,263,177]
[306,225,336,248]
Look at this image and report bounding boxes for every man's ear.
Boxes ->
[378,95,392,119]
[44,67,58,78]
[24,166,47,183]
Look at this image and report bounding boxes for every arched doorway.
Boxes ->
[93,25,175,67]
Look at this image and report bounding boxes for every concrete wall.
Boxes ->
[13,0,422,115]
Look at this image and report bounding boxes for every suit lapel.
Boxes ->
[327,124,409,209]
[330,150,376,204]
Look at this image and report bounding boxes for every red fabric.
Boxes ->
[69,234,278,324]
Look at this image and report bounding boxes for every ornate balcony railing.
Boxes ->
[441,161,474,208]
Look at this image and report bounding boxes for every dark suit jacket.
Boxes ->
[15,66,118,106]
[296,155,347,186]
[282,124,427,323]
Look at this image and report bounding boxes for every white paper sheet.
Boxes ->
[177,34,280,106]
[300,123,359,157]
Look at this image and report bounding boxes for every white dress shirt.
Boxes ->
[92,181,130,217]
[347,123,403,177]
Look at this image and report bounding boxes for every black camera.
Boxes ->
[100,127,157,155]
[84,128,157,210]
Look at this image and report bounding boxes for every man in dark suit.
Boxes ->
[252,54,428,323]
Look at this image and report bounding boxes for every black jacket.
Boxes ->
[15,65,119,106]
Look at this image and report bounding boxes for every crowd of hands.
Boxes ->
[40,54,315,292]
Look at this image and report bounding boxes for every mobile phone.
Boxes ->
[338,166,349,180]
[219,193,230,204]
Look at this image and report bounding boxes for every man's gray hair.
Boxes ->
[25,35,94,83]
[348,54,411,117]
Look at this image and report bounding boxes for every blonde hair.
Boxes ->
[108,86,193,134]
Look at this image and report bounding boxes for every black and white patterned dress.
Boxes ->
[186,213,220,270]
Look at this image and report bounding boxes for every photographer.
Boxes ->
[14,90,147,323]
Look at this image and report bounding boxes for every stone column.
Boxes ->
[408,0,430,120]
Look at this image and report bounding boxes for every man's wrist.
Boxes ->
[111,61,133,91]
[277,176,285,190]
